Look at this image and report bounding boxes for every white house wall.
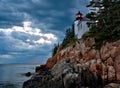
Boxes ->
[74,20,89,39]
[74,20,79,38]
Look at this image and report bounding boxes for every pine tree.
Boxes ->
[61,26,76,48]
[52,43,59,56]
[84,0,120,49]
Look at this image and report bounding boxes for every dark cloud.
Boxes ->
[0,0,89,28]
[0,0,90,63]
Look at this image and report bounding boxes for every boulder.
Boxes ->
[25,72,32,77]
[114,55,120,81]
[104,83,120,88]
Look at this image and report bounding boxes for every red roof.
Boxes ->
[76,11,83,16]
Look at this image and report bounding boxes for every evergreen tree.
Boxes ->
[62,26,76,48]
[52,43,59,56]
[84,0,120,49]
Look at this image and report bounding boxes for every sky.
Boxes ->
[0,0,90,64]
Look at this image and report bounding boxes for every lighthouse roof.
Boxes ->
[76,11,83,15]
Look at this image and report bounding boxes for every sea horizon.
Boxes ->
[0,64,39,88]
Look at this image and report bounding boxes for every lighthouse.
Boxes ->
[74,11,89,39]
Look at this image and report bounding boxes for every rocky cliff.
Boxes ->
[46,38,120,82]
[23,38,120,88]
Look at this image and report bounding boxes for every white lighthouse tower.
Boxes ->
[74,11,89,39]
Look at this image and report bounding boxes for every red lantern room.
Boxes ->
[76,11,83,21]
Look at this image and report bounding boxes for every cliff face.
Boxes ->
[46,38,120,82]
[23,38,120,88]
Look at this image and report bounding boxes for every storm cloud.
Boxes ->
[0,0,89,64]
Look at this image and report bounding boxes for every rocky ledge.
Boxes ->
[23,59,103,88]
[23,38,120,88]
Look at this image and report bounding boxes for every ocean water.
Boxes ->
[0,64,39,88]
